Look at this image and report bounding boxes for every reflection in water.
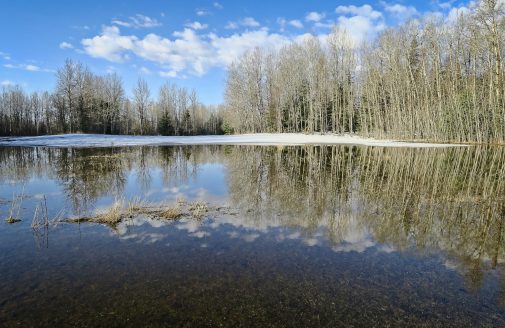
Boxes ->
[1,146,505,271]
[1,144,505,324]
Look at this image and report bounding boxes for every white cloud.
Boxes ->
[1,80,15,87]
[336,15,385,44]
[112,14,162,28]
[336,4,382,19]
[0,51,10,60]
[160,70,177,78]
[382,2,418,21]
[436,0,457,9]
[446,6,471,22]
[196,9,210,16]
[185,21,208,30]
[82,25,135,62]
[4,63,54,73]
[225,17,261,29]
[241,17,260,27]
[334,4,385,45]
[314,22,334,29]
[82,26,290,76]
[59,42,74,49]
[225,22,239,29]
[140,66,152,75]
[289,20,304,29]
[213,2,223,9]
[305,11,325,22]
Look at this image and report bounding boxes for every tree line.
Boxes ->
[0,59,224,136]
[224,0,505,143]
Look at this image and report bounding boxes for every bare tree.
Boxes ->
[133,78,151,135]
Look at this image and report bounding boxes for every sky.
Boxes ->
[0,0,472,105]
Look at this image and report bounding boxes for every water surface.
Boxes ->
[1,145,504,327]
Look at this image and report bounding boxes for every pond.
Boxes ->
[1,145,504,326]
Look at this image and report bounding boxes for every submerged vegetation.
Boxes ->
[224,0,505,143]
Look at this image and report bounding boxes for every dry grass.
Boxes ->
[63,198,218,226]
[91,201,123,224]
[160,206,182,219]
[127,197,146,213]
[189,201,208,220]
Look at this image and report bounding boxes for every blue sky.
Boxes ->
[0,0,470,105]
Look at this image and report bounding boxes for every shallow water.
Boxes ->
[1,145,505,327]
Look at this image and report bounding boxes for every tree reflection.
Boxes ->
[1,144,504,291]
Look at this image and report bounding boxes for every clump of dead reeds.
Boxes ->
[127,196,145,213]
[90,200,123,225]
[189,201,208,220]
[159,206,182,219]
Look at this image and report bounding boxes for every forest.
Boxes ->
[224,0,505,143]
[0,59,224,136]
[1,0,504,142]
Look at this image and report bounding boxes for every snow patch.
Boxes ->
[0,133,466,148]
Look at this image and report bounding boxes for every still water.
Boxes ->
[0,145,504,327]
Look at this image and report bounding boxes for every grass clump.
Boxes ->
[160,206,182,219]
[189,201,208,220]
[90,201,123,225]
[5,216,21,224]
[127,197,146,213]
[4,186,25,224]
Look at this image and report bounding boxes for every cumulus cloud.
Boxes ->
[81,25,135,62]
[59,42,74,49]
[185,21,208,30]
[112,14,162,28]
[241,17,261,27]
[225,21,239,29]
[335,4,385,45]
[213,2,223,9]
[289,20,304,29]
[305,11,325,22]
[336,4,382,19]
[225,17,261,29]
[81,25,290,76]
[277,18,303,31]
[382,2,418,21]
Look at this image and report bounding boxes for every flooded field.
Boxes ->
[1,145,505,326]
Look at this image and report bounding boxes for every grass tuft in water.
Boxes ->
[160,206,182,219]
[189,201,208,220]
[5,216,21,224]
[4,186,25,224]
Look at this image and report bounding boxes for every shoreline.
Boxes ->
[0,133,471,148]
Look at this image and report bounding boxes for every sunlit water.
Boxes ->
[1,145,505,326]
